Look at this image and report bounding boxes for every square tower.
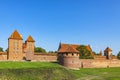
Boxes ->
[104,47,112,60]
[8,30,23,60]
[25,36,35,60]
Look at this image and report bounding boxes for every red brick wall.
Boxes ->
[33,53,57,62]
[8,39,23,60]
[79,59,120,68]
[63,56,80,69]
[0,54,7,60]
[94,56,106,60]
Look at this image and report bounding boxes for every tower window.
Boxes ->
[72,53,74,56]
[66,53,68,56]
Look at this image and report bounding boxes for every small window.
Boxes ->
[66,53,68,56]
[72,53,74,56]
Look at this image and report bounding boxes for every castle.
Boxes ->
[0,30,120,69]
[8,30,35,60]
[57,43,120,69]
[0,30,57,61]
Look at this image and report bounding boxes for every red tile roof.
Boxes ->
[100,51,103,56]
[58,43,93,55]
[58,43,79,53]
[9,30,23,40]
[26,36,35,42]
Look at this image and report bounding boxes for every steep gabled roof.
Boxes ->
[104,47,112,52]
[71,44,92,52]
[9,30,23,40]
[58,43,79,53]
[58,43,94,56]
[100,50,103,56]
[26,35,35,42]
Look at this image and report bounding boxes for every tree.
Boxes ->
[93,51,97,55]
[5,48,8,52]
[76,45,94,59]
[48,51,57,53]
[0,47,3,52]
[117,52,120,60]
[34,47,46,53]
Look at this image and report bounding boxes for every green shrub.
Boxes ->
[117,51,120,59]
[77,45,94,59]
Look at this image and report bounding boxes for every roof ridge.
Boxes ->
[26,35,35,42]
[67,45,79,52]
[9,30,23,40]
[104,47,112,51]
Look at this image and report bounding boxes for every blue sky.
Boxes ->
[0,0,120,55]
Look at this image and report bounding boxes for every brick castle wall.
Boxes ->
[0,52,120,69]
[79,59,120,68]
[0,52,57,62]
[33,53,57,62]
[0,54,7,60]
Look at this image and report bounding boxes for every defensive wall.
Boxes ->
[79,59,120,68]
[61,58,120,69]
[0,52,57,62]
[33,53,57,62]
[0,52,7,60]
[0,52,120,69]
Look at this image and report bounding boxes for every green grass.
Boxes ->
[0,61,60,69]
[0,62,120,80]
[69,67,120,80]
[0,62,75,80]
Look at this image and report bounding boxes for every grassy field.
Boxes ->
[0,61,75,80]
[0,62,120,80]
[0,61,60,69]
[70,67,120,80]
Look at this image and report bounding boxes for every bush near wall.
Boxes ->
[117,51,120,59]
[77,45,94,59]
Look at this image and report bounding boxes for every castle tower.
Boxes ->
[58,43,79,69]
[25,35,35,61]
[8,30,23,60]
[100,50,102,56]
[104,47,112,60]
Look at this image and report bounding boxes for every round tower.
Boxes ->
[58,43,80,69]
